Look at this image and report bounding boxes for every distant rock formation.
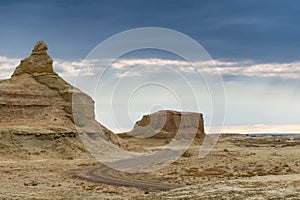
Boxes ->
[123,110,205,139]
[0,41,130,159]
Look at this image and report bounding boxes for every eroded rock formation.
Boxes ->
[0,41,128,159]
[126,110,205,139]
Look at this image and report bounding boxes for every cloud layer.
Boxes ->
[110,59,300,79]
[0,56,20,79]
[1,56,300,80]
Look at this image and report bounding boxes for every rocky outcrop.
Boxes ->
[13,41,55,76]
[124,110,205,139]
[0,41,129,159]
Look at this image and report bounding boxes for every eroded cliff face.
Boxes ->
[0,41,128,159]
[127,110,205,139]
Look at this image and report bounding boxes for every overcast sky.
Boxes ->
[0,0,299,133]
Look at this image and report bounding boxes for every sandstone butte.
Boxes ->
[123,110,205,140]
[0,41,129,159]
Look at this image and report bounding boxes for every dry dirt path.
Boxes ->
[79,149,183,191]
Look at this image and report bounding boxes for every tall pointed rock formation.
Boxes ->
[0,41,127,159]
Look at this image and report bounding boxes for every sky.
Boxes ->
[0,0,300,133]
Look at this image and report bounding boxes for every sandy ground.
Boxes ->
[1,136,300,199]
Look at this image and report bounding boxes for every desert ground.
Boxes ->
[1,135,300,200]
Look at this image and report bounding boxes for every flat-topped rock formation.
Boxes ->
[122,110,205,139]
[0,41,130,159]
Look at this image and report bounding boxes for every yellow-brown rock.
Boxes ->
[0,41,129,159]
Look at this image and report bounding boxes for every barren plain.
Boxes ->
[1,135,300,199]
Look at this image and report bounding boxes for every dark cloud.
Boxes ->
[0,0,299,62]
